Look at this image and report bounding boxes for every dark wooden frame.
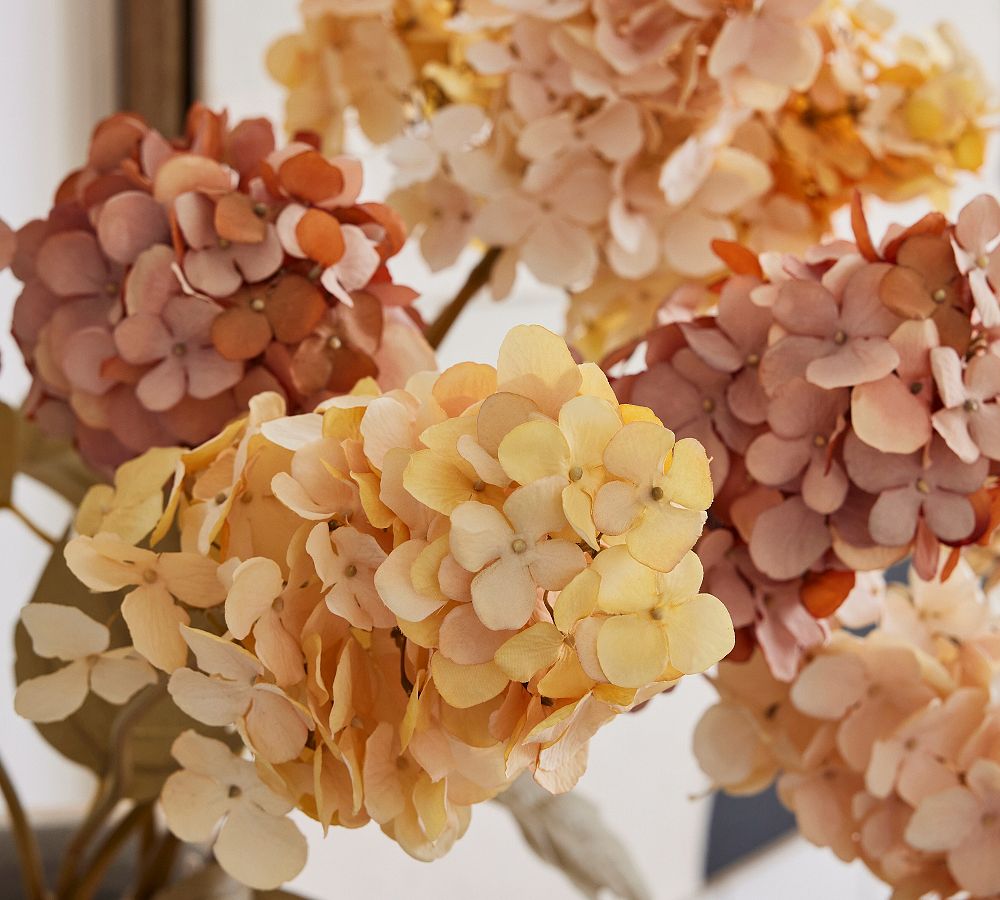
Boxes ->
[119,0,195,137]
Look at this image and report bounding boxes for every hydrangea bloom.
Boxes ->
[609,196,1000,680]
[5,105,433,471]
[694,554,1000,899]
[49,325,733,885]
[268,1,989,357]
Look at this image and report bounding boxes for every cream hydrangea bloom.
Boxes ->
[161,730,307,890]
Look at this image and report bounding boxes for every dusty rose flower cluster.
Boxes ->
[268,1,990,358]
[6,104,433,471]
[695,556,1000,898]
[609,196,1000,680]
[46,325,733,888]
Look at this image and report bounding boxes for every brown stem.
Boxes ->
[69,804,152,900]
[425,247,501,349]
[0,752,49,900]
[132,829,180,900]
[8,504,57,546]
[54,685,164,896]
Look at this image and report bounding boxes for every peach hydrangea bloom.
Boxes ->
[4,104,432,471]
[695,551,1000,899]
[54,324,733,886]
[268,0,990,358]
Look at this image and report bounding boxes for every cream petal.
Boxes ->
[597,615,668,689]
[226,557,284,639]
[168,667,251,725]
[161,769,230,842]
[14,659,91,723]
[529,540,586,590]
[627,503,707,573]
[89,653,157,704]
[449,501,512,572]
[20,603,109,661]
[791,653,867,719]
[244,688,309,763]
[471,556,538,631]
[905,786,979,852]
[661,593,735,674]
[214,802,307,891]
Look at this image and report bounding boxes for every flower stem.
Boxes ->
[132,829,180,900]
[425,247,501,349]
[68,803,152,900]
[0,752,49,900]
[8,504,56,546]
[54,686,163,896]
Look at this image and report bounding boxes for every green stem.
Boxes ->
[425,247,501,349]
[0,752,49,900]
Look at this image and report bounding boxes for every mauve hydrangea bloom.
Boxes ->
[608,195,1000,680]
[46,326,733,886]
[695,553,1000,899]
[5,105,433,472]
[268,0,990,357]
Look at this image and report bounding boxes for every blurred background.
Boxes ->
[1,2,998,897]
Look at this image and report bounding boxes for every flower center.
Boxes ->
[650,486,664,502]
[746,352,760,367]
[978,254,990,269]
[228,785,241,799]
[172,343,187,357]
[218,238,231,250]
[964,399,980,412]
[344,564,357,578]
[982,812,998,827]
[250,297,266,312]
[327,336,343,350]
[568,465,584,482]
[813,434,828,448]
[909,381,923,395]
[472,479,485,492]
[105,281,120,296]
[916,478,931,495]
[511,538,528,554]
[215,492,228,505]
[932,288,947,303]
[702,398,715,413]
[142,569,158,584]
[833,329,848,345]
[253,203,268,217]
[650,606,664,621]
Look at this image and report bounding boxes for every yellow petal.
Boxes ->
[496,325,582,418]
[603,421,675,483]
[354,472,394,529]
[430,654,509,709]
[476,392,538,456]
[627,504,706,572]
[657,550,705,601]
[620,404,662,426]
[592,545,658,613]
[537,649,595,699]
[663,437,714,510]
[411,535,451,605]
[563,482,599,549]
[592,480,642,536]
[558,395,621,468]
[553,568,599,633]
[494,623,563,681]
[498,419,570,485]
[375,540,447,622]
[412,774,449,842]
[596,615,668,688]
[661,592,735,675]
[577,362,619,405]
[404,450,477,515]
[433,363,498,415]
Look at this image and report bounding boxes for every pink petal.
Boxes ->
[231,225,284,284]
[96,191,170,264]
[114,313,173,365]
[806,338,899,389]
[749,496,831,580]
[63,327,119,395]
[136,357,187,411]
[956,195,1000,255]
[36,231,110,296]
[852,377,932,454]
[184,348,243,399]
[868,487,921,546]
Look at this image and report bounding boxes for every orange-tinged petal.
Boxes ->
[496,325,582,418]
[215,192,267,244]
[296,209,345,267]
[226,557,284,639]
[122,585,190,671]
[279,150,345,204]
[211,306,273,361]
[266,273,328,344]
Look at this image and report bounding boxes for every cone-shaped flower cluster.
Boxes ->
[610,195,1000,681]
[695,556,1000,898]
[6,104,433,471]
[55,325,733,887]
[268,1,990,358]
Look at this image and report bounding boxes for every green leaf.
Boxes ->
[13,406,101,506]
[14,538,235,802]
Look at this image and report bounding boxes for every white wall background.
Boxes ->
[0,1,998,897]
